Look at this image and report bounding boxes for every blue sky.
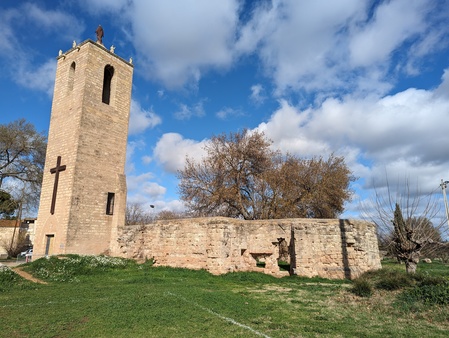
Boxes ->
[1,0,449,221]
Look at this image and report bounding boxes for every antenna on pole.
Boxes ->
[440,179,449,226]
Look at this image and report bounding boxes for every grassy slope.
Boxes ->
[0,257,448,338]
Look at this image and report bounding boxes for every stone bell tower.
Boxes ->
[34,39,133,258]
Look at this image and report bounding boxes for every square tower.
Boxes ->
[34,40,133,257]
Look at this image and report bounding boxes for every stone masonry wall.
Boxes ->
[292,219,381,279]
[34,40,132,258]
[0,226,15,257]
[114,217,381,279]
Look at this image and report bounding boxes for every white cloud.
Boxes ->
[78,0,129,15]
[129,99,162,135]
[141,155,152,165]
[0,8,19,57]
[126,139,146,173]
[235,0,278,54]
[153,133,207,173]
[127,172,154,192]
[129,0,240,88]
[257,99,328,156]
[129,199,186,215]
[73,0,449,97]
[127,172,166,206]
[215,107,242,120]
[142,182,166,197]
[250,84,266,104]
[127,173,166,199]
[158,199,186,213]
[404,28,448,76]
[174,101,205,120]
[0,4,83,94]
[237,0,367,94]
[23,3,85,40]
[349,0,428,67]
[256,75,449,194]
[16,59,57,96]
[235,0,449,97]
[434,69,449,99]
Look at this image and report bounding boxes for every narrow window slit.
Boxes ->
[106,192,115,215]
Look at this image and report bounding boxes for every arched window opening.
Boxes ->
[68,62,76,92]
[102,65,114,104]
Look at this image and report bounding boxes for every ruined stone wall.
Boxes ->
[114,217,381,279]
[291,219,381,279]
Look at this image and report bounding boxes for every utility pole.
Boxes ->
[440,179,449,226]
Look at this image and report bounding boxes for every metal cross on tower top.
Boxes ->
[50,156,67,215]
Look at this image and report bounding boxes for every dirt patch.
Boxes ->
[13,267,48,284]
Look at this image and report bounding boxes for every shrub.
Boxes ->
[413,273,448,286]
[399,282,449,305]
[278,260,290,271]
[26,255,136,282]
[0,265,18,290]
[375,271,414,290]
[351,279,373,297]
[0,231,29,258]
[0,265,34,292]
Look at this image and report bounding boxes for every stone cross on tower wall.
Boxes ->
[49,156,66,215]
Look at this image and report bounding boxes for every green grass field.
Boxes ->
[1,256,448,338]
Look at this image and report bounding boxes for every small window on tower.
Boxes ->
[68,62,76,92]
[102,65,114,104]
[106,192,115,215]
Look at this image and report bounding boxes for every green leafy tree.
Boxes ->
[0,189,18,218]
[178,129,354,220]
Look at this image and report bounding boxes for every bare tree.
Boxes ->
[0,119,46,216]
[0,119,47,188]
[0,230,28,258]
[156,210,186,220]
[272,154,354,218]
[178,129,354,220]
[365,178,447,273]
[125,202,154,225]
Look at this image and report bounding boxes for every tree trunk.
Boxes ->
[405,252,420,274]
[405,260,417,274]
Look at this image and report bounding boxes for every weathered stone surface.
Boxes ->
[114,217,381,279]
[0,222,15,257]
[34,40,133,258]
